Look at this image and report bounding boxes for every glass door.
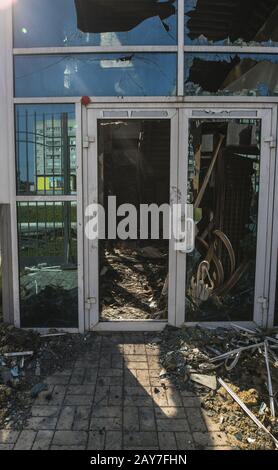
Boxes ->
[177,108,274,326]
[84,108,178,330]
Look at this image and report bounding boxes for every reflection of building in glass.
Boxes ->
[35,116,76,193]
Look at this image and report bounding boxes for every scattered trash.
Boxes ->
[4,351,33,358]
[10,366,20,378]
[40,333,67,338]
[0,322,99,429]
[30,383,48,399]
[149,324,278,449]
[218,378,278,449]
[35,359,41,377]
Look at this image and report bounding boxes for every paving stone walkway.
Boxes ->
[0,333,231,450]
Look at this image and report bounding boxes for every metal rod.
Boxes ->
[209,342,265,363]
[264,340,276,418]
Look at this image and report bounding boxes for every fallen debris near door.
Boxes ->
[0,323,98,429]
[100,244,168,321]
[4,351,33,358]
[30,383,48,399]
[40,333,67,338]
[218,378,278,448]
[148,324,278,449]
[190,373,217,390]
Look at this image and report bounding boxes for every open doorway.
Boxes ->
[97,119,171,321]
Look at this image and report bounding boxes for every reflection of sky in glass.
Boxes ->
[15,104,75,190]
[13,0,177,47]
[15,54,177,97]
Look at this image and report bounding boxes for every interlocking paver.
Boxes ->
[175,431,196,450]
[14,431,36,450]
[3,333,229,451]
[124,431,158,450]
[31,406,60,418]
[123,407,140,431]
[73,406,91,431]
[87,431,105,450]
[32,431,54,450]
[52,431,87,447]
[158,431,177,450]
[64,395,93,406]
[185,408,207,432]
[56,406,75,430]
[25,417,57,430]
[105,431,122,450]
[0,430,20,444]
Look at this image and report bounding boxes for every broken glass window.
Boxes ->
[184,53,278,96]
[17,201,78,328]
[15,53,177,97]
[13,0,177,47]
[185,0,278,46]
[15,105,76,196]
[185,118,261,322]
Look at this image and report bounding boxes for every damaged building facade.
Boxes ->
[0,0,278,332]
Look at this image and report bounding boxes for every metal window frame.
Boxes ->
[13,101,84,332]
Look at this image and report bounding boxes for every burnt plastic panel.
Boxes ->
[75,0,176,33]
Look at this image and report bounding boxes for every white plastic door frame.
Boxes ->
[84,107,178,332]
[177,106,275,328]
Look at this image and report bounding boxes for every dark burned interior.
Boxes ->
[75,0,176,33]
[186,118,261,321]
[186,0,278,44]
[98,119,170,321]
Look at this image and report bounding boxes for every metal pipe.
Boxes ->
[264,340,276,418]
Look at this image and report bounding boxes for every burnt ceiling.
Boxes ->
[74,0,176,33]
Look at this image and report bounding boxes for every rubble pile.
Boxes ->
[100,245,168,321]
[149,325,278,450]
[0,323,97,429]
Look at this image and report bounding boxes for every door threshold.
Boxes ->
[184,321,259,329]
[91,321,168,332]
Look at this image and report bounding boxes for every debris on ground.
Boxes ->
[0,323,97,429]
[100,244,168,321]
[147,324,278,450]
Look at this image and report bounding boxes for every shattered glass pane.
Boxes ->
[18,201,78,328]
[185,118,261,322]
[13,0,177,47]
[185,0,278,46]
[15,53,177,97]
[184,53,278,96]
[15,104,76,196]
